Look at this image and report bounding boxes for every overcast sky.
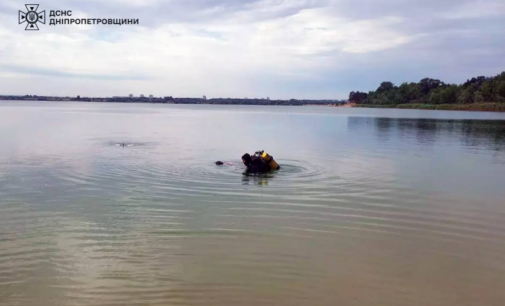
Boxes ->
[0,0,504,99]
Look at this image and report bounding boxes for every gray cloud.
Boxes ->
[0,65,152,81]
[0,0,504,98]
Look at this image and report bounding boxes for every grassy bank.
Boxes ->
[353,103,505,112]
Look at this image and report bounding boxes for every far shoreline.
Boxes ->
[0,96,345,107]
[350,103,505,112]
[1,99,505,112]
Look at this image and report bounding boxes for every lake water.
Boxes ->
[1,101,505,306]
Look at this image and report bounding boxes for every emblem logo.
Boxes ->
[19,4,46,31]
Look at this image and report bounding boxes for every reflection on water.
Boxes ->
[241,163,310,185]
[349,117,505,152]
[1,102,505,306]
[242,171,276,186]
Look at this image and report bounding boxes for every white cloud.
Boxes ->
[0,6,415,83]
[0,0,504,98]
[250,12,413,54]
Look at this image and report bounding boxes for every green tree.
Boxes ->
[441,86,457,104]
[387,89,401,105]
[428,88,443,104]
[457,89,470,104]
[376,82,394,93]
[474,91,484,103]
[349,71,505,107]
[420,78,444,94]
[481,81,492,101]
[498,81,505,98]
[499,72,505,82]
[348,91,368,104]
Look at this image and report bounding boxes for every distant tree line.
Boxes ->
[0,95,346,106]
[169,98,345,106]
[349,72,505,105]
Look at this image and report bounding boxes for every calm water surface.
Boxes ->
[1,101,505,306]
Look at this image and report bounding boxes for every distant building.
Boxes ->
[202,95,207,100]
[149,94,153,99]
[129,94,133,98]
[140,94,145,98]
